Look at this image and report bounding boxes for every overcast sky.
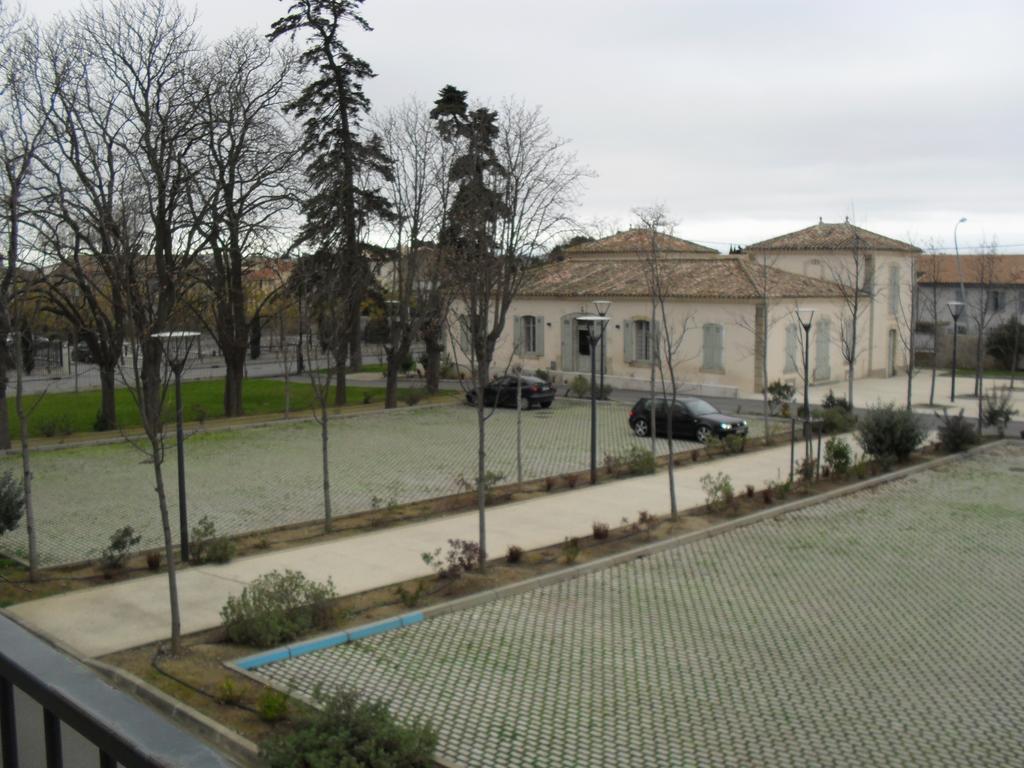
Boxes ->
[32,0,1024,253]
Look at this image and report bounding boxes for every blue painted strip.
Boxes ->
[235,648,291,670]
[232,611,426,671]
[287,631,350,657]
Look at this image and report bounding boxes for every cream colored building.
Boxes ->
[459,222,920,396]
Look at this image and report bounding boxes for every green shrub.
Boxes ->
[505,545,524,564]
[93,409,115,432]
[983,388,1018,437]
[403,389,424,406]
[100,526,141,571]
[421,539,481,579]
[260,688,437,768]
[823,437,853,477]
[40,414,73,438]
[0,471,25,536]
[258,689,289,723]
[190,516,236,565]
[821,389,852,412]
[568,375,589,399]
[561,537,581,564]
[592,521,610,540]
[217,677,243,706]
[766,380,795,415]
[533,368,550,382]
[855,403,926,466]
[221,570,337,648]
[700,472,734,513]
[604,445,656,476]
[395,581,426,608]
[937,409,980,453]
[814,406,858,435]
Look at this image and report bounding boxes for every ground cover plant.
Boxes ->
[8,379,427,438]
[221,570,337,648]
[855,403,926,467]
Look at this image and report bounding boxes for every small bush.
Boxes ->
[824,437,853,477]
[146,552,161,572]
[505,545,524,564]
[855,403,926,465]
[983,388,1019,437]
[533,368,550,382]
[797,456,816,482]
[723,434,746,454]
[937,409,980,453]
[822,389,852,412]
[362,392,374,405]
[700,472,734,514]
[100,526,141,571]
[568,375,589,399]
[40,415,73,438]
[561,537,580,564]
[565,473,579,488]
[260,688,437,768]
[0,471,25,536]
[604,445,656,476]
[258,689,289,723]
[815,407,858,435]
[221,570,337,648]
[592,521,610,540]
[767,380,795,415]
[190,516,236,565]
[217,677,243,706]
[761,486,774,504]
[745,484,755,499]
[395,581,426,608]
[190,403,208,425]
[691,449,701,463]
[421,539,481,579]
[403,389,423,406]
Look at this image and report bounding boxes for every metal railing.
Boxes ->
[0,615,233,768]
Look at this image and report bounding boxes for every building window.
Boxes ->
[990,290,1003,312]
[634,320,653,362]
[522,315,537,354]
[702,323,724,372]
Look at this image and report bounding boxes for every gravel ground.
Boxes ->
[0,400,743,566]
[251,443,1024,768]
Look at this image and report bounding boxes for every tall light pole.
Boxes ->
[796,307,815,463]
[594,299,610,399]
[947,300,964,401]
[578,301,612,485]
[153,331,200,562]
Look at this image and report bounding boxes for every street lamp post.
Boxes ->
[153,331,200,562]
[578,301,612,485]
[796,308,815,463]
[947,300,964,401]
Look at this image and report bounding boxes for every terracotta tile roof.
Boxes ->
[917,254,1024,285]
[521,257,843,301]
[562,228,719,256]
[747,220,921,253]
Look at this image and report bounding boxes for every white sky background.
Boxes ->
[31,0,1024,253]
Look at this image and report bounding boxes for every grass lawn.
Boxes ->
[949,368,1020,379]
[9,378,429,438]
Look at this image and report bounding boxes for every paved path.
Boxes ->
[252,443,1024,768]
[8,437,818,659]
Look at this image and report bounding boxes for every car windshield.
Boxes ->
[684,399,717,416]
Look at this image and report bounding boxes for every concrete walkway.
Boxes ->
[8,438,845,659]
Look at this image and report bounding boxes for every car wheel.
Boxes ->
[696,425,712,443]
[466,392,477,405]
[540,401,552,409]
[633,418,650,437]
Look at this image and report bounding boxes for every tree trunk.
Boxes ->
[333,351,347,406]
[320,402,332,532]
[476,389,487,571]
[384,358,400,409]
[14,343,37,581]
[152,456,181,655]
[0,363,10,451]
[98,364,118,430]
[424,335,442,394]
[1010,318,1020,390]
[223,351,245,417]
[347,316,362,372]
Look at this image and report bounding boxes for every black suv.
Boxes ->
[467,375,556,409]
[628,396,748,443]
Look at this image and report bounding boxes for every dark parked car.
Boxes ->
[466,375,556,409]
[628,396,748,443]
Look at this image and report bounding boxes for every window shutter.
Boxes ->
[784,324,798,373]
[702,324,713,370]
[535,316,545,357]
[715,325,724,371]
[623,319,634,362]
[561,316,573,370]
[513,316,522,354]
[652,321,661,365]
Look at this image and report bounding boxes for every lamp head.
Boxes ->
[795,307,816,330]
[152,330,200,367]
[958,217,967,224]
[947,300,964,320]
[593,299,611,317]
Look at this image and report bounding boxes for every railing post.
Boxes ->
[44,708,62,768]
[0,676,18,768]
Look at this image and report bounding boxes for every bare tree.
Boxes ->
[373,98,450,407]
[915,248,944,405]
[634,206,697,520]
[189,30,301,416]
[965,243,1001,432]
[893,251,918,409]
[78,0,206,655]
[825,230,874,408]
[733,246,782,439]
